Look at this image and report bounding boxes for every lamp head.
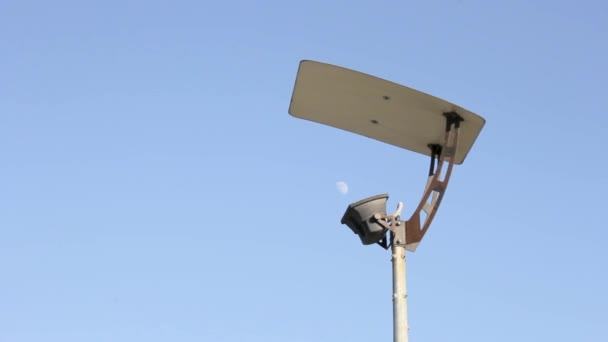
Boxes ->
[341,194,389,245]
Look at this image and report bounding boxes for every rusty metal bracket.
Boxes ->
[405,112,462,252]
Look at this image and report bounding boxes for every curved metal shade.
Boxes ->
[288,60,485,164]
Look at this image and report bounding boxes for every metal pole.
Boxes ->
[392,236,409,342]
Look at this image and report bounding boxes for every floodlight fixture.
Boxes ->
[340,193,390,246]
[288,60,485,342]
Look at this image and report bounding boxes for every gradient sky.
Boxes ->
[1,1,607,341]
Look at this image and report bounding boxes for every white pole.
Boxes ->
[392,241,409,342]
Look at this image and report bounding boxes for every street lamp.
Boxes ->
[288,60,485,342]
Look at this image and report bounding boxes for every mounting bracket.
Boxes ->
[404,112,462,251]
[373,202,407,249]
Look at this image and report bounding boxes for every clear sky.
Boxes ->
[1,1,607,341]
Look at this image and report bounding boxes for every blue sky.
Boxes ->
[1,0,607,341]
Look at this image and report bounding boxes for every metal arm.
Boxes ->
[405,112,462,251]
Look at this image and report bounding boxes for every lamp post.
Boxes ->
[392,227,408,342]
[289,60,485,341]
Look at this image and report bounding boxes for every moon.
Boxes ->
[336,181,349,195]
